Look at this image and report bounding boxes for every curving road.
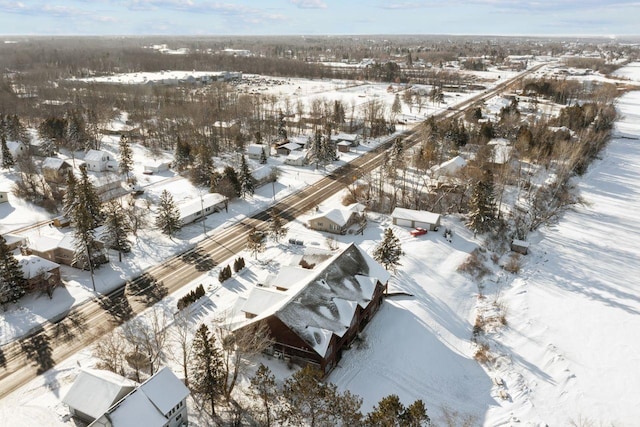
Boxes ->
[0,63,545,400]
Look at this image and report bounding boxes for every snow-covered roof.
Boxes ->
[84,149,109,162]
[431,155,466,177]
[281,142,302,151]
[178,192,227,220]
[487,138,513,164]
[16,255,59,279]
[288,135,308,146]
[62,368,136,421]
[42,157,70,171]
[29,235,61,253]
[242,286,288,316]
[331,133,358,143]
[3,233,25,246]
[391,207,441,225]
[286,150,307,160]
[271,265,316,290]
[247,144,267,155]
[337,141,352,146]
[102,367,188,427]
[512,239,530,248]
[106,388,168,427]
[239,243,389,358]
[308,203,364,228]
[138,367,190,415]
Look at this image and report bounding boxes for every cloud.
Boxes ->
[379,0,640,13]
[290,0,328,8]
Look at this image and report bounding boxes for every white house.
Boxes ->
[178,192,228,226]
[85,150,118,172]
[6,140,27,159]
[330,132,360,146]
[284,150,307,166]
[62,369,137,424]
[487,138,513,165]
[0,190,8,204]
[90,367,190,427]
[391,207,441,231]
[247,144,270,161]
[308,203,366,235]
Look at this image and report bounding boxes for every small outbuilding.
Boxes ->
[510,239,530,255]
[391,207,441,231]
[42,157,73,183]
[0,190,8,204]
[143,160,171,175]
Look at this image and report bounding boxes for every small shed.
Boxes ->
[391,207,441,231]
[337,141,351,153]
[2,233,26,251]
[0,190,8,204]
[42,157,73,183]
[143,160,171,175]
[511,239,530,255]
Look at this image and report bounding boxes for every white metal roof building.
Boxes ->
[391,207,441,231]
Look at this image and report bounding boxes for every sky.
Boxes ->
[0,0,637,37]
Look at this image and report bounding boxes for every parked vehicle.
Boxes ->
[410,227,428,237]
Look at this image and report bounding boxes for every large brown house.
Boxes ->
[236,243,390,374]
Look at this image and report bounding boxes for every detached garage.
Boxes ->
[391,207,441,231]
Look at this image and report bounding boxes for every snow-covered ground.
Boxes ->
[3,62,639,425]
[482,63,640,426]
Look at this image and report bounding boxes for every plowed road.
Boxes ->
[0,64,544,399]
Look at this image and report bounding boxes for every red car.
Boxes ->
[410,227,428,237]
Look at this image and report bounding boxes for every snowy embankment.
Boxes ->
[484,63,640,426]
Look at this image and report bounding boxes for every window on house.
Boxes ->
[317,222,323,227]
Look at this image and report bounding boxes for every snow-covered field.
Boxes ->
[482,65,640,426]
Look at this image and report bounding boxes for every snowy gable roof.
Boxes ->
[62,368,136,421]
[106,388,168,427]
[247,144,267,155]
[281,141,302,151]
[392,207,440,225]
[309,203,364,228]
[100,367,188,427]
[242,286,288,316]
[7,140,25,155]
[42,157,70,171]
[331,133,358,143]
[16,255,59,279]
[84,149,109,162]
[431,155,466,176]
[178,192,227,219]
[273,243,388,358]
[271,265,315,291]
[138,367,190,415]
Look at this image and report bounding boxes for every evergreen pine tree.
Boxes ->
[373,228,404,273]
[268,208,288,243]
[118,135,133,181]
[190,324,224,417]
[250,364,278,427]
[403,399,431,426]
[277,110,288,140]
[0,235,26,305]
[77,164,103,228]
[71,165,104,270]
[1,133,14,169]
[190,144,214,186]
[63,170,78,218]
[103,200,132,262]
[174,137,192,172]
[8,114,30,144]
[156,189,181,236]
[366,394,405,426]
[239,155,254,198]
[467,173,496,236]
[222,166,241,198]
